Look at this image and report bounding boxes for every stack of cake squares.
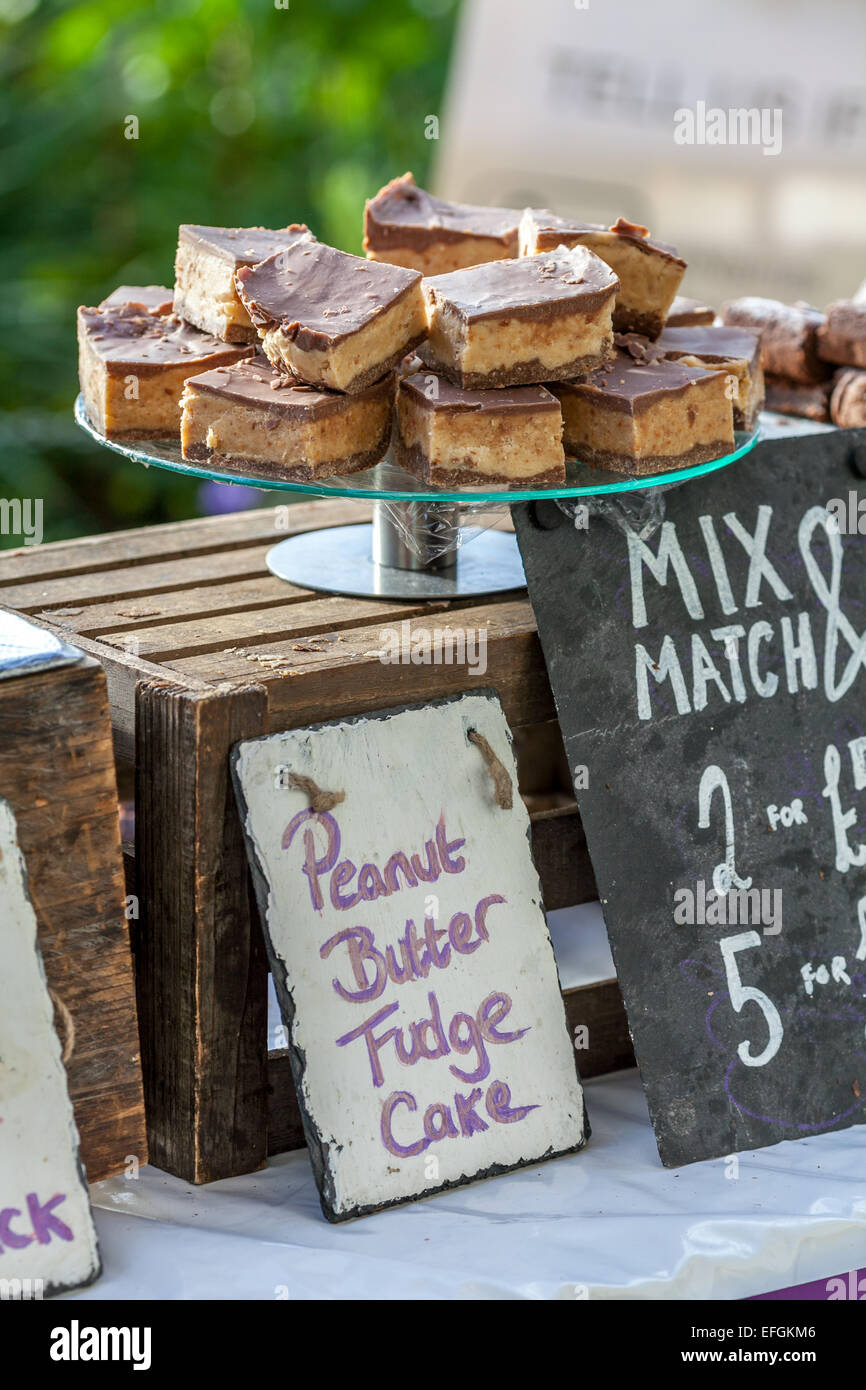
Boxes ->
[78,173,770,486]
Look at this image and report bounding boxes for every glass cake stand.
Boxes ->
[74,394,760,599]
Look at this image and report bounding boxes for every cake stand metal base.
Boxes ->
[266,504,526,599]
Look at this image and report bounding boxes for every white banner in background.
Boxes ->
[434,0,866,304]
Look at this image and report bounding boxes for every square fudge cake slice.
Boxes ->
[394,370,565,487]
[235,240,427,394]
[550,352,733,477]
[180,356,394,480]
[420,246,618,390]
[652,325,764,430]
[364,172,520,275]
[174,224,313,342]
[77,303,252,439]
[520,211,685,339]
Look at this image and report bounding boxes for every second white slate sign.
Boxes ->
[0,797,100,1295]
[233,690,587,1221]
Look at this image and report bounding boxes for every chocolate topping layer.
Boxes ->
[524,209,685,264]
[99,285,174,315]
[555,351,725,415]
[655,325,761,369]
[235,242,422,351]
[78,305,251,375]
[666,295,715,327]
[424,247,618,324]
[187,356,395,417]
[400,371,560,416]
[178,223,313,266]
[364,173,519,252]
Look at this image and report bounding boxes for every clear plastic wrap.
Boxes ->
[555,484,678,542]
[374,499,513,565]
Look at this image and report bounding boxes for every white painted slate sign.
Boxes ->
[233,691,586,1221]
[0,798,100,1295]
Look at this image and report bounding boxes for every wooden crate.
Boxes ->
[0,623,146,1181]
[0,500,634,1183]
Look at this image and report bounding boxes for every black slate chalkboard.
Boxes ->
[514,429,866,1166]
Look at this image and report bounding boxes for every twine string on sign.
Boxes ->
[467,729,513,810]
[288,772,346,813]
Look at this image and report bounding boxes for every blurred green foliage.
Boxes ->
[0,0,456,547]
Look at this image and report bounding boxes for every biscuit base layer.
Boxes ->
[573,438,733,477]
[613,305,667,339]
[183,438,388,482]
[394,438,565,488]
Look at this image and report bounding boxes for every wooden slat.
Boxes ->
[563,980,635,1079]
[166,600,555,729]
[0,659,147,1181]
[0,544,279,612]
[530,804,596,909]
[0,499,372,585]
[40,574,315,637]
[94,595,467,662]
[135,680,270,1184]
[266,977,633,1156]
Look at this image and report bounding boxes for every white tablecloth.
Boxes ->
[64,903,866,1300]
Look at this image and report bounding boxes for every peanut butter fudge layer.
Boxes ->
[235,241,426,394]
[420,247,618,390]
[394,371,565,488]
[519,211,685,338]
[364,172,520,276]
[830,369,866,428]
[817,301,866,369]
[550,353,733,477]
[764,375,831,422]
[77,304,252,439]
[666,295,715,328]
[99,285,174,315]
[653,325,764,430]
[174,224,313,342]
[721,298,830,384]
[181,357,394,480]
